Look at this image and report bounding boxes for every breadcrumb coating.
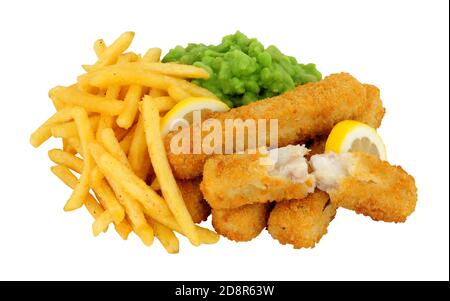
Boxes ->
[268,191,336,248]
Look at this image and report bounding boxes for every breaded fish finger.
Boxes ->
[212,203,270,242]
[311,152,417,222]
[268,191,337,249]
[166,73,385,179]
[201,145,315,209]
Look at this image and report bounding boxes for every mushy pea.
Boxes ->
[163,31,322,107]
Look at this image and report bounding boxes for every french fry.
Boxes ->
[92,211,112,236]
[94,39,106,58]
[92,211,133,240]
[49,147,127,224]
[119,52,140,63]
[168,85,191,102]
[77,142,218,245]
[148,96,177,112]
[143,48,162,62]
[148,88,166,97]
[49,86,125,116]
[89,142,177,228]
[88,62,209,79]
[105,85,122,98]
[92,179,125,224]
[194,226,220,245]
[140,62,209,78]
[87,69,177,90]
[132,223,154,247]
[50,93,76,153]
[51,96,66,111]
[150,178,160,191]
[142,98,199,246]
[51,165,102,218]
[96,85,120,140]
[51,165,132,239]
[116,84,142,129]
[30,108,74,147]
[177,80,218,99]
[119,124,137,155]
[113,126,128,141]
[33,32,224,252]
[114,219,133,240]
[99,127,154,245]
[108,176,154,246]
[148,218,179,254]
[67,137,83,155]
[96,115,114,141]
[127,115,152,180]
[84,31,135,71]
[90,166,104,188]
[87,67,216,98]
[63,141,78,155]
[100,128,131,169]
[48,149,83,174]
[64,107,95,211]
[115,50,162,129]
[95,65,121,141]
[51,115,100,139]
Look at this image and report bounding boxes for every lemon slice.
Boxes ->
[325,120,387,160]
[160,97,230,136]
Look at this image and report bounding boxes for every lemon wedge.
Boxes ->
[160,97,230,136]
[325,120,387,160]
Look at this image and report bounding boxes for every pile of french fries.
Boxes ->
[30,32,219,253]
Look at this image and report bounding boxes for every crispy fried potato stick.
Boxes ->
[51,115,100,139]
[119,124,137,155]
[89,142,218,244]
[148,218,179,254]
[83,31,134,71]
[116,84,142,129]
[148,88,166,97]
[97,127,154,245]
[140,96,177,113]
[91,179,126,224]
[30,108,74,147]
[143,48,162,62]
[81,62,209,81]
[100,128,131,169]
[85,69,216,99]
[116,51,172,129]
[89,143,175,225]
[51,165,131,239]
[142,98,200,246]
[108,176,154,246]
[93,39,106,58]
[127,115,151,180]
[67,137,82,154]
[48,148,125,223]
[48,149,83,174]
[63,107,95,211]
[49,86,125,115]
[167,85,191,102]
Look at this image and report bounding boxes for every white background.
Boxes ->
[0,0,448,281]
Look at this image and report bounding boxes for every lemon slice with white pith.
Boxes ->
[160,97,230,136]
[325,120,387,160]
